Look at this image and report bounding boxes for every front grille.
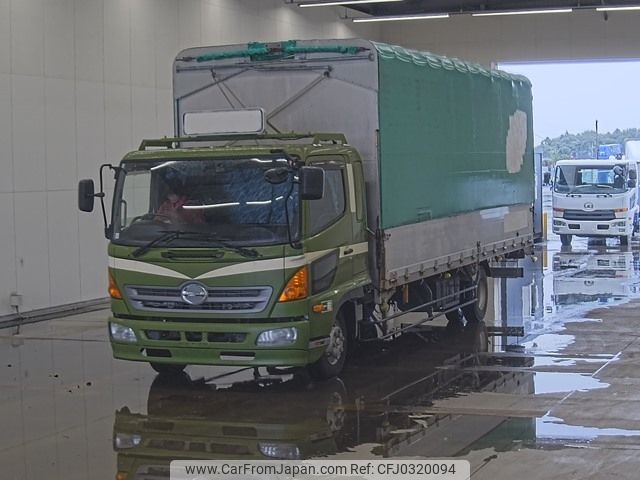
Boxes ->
[125,285,272,313]
[563,209,615,221]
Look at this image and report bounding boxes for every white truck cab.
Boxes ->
[552,158,639,245]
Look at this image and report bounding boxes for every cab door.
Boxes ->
[303,157,355,289]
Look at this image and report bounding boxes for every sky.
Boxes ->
[500,61,640,145]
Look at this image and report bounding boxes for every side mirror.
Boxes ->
[78,179,95,212]
[300,166,324,200]
[629,170,637,180]
[628,179,637,189]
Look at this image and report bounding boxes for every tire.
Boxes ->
[150,362,187,375]
[462,267,488,324]
[560,234,572,246]
[309,312,348,380]
[620,235,629,246]
[464,321,489,353]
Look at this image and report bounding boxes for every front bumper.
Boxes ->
[552,218,631,237]
[109,316,326,367]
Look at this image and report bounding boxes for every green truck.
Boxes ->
[78,39,534,379]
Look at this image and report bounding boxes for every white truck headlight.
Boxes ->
[114,433,142,449]
[259,442,301,459]
[256,328,298,346]
[110,323,137,343]
[614,221,626,227]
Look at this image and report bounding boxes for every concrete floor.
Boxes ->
[3,205,640,479]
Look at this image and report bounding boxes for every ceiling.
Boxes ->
[302,1,640,17]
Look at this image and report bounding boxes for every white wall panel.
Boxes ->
[74,0,104,83]
[132,86,158,143]
[45,78,77,191]
[14,191,50,311]
[0,194,16,316]
[0,0,11,75]
[10,0,44,77]
[105,83,133,163]
[44,0,75,80]
[12,75,46,193]
[154,0,179,90]
[104,0,131,85]
[47,190,81,306]
[131,0,157,89]
[75,81,105,181]
[0,74,12,193]
[177,0,203,51]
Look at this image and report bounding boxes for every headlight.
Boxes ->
[110,323,137,343]
[114,433,142,449]
[256,328,298,346]
[259,442,301,459]
[614,221,626,227]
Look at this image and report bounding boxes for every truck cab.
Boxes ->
[552,159,639,245]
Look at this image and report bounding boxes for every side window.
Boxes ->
[309,168,345,235]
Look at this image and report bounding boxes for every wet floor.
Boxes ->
[3,201,640,479]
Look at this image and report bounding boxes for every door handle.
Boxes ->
[343,248,354,255]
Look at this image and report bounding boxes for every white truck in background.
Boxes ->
[552,157,639,245]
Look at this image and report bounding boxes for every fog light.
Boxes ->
[256,328,298,346]
[110,323,137,344]
[553,220,564,226]
[113,433,142,449]
[614,221,626,227]
[259,442,301,459]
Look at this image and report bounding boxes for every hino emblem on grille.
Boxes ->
[180,283,208,306]
[584,202,594,210]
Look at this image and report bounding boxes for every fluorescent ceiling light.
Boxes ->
[596,6,640,11]
[299,0,403,7]
[353,13,449,22]
[472,8,572,17]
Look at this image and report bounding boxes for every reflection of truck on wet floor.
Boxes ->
[112,337,535,477]
[552,159,639,245]
[552,250,635,305]
[78,39,535,378]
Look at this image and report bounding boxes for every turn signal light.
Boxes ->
[279,266,309,302]
[108,271,123,299]
[116,473,128,480]
[614,207,628,213]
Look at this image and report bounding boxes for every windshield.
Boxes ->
[553,164,628,194]
[112,157,299,247]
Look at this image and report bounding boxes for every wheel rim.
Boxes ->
[326,323,346,366]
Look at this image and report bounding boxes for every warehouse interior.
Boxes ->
[3,1,640,479]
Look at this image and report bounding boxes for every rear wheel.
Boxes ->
[560,234,572,246]
[465,321,489,353]
[309,312,348,380]
[462,267,488,324]
[150,363,187,375]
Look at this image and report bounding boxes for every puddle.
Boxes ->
[531,372,609,394]
[537,415,640,440]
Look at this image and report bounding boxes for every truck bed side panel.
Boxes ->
[375,43,534,230]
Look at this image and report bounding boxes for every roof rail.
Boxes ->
[138,133,348,151]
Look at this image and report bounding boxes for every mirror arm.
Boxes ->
[98,164,120,238]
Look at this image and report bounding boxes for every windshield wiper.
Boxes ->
[132,230,261,259]
[180,232,261,259]
[132,230,183,257]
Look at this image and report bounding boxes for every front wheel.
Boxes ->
[150,363,187,375]
[560,234,572,246]
[462,267,488,324]
[309,313,348,380]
